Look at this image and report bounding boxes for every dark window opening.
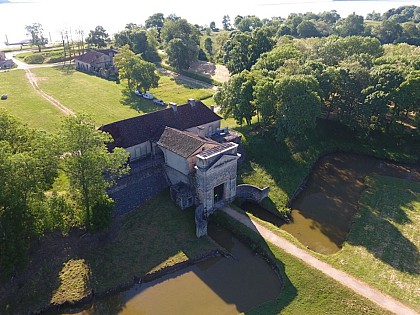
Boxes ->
[214,183,224,203]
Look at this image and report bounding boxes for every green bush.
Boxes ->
[24,54,45,64]
[90,196,114,231]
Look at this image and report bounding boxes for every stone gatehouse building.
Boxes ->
[101,99,241,236]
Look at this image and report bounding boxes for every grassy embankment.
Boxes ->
[234,122,420,310]
[0,69,63,131]
[325,176,420,311]
[212,212,393,315]
[237,121,419,216]
[0,190,218,314]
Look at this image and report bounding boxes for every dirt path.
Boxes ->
[6,52,75,116]
[220,206,419,315]
[24,68,75,116]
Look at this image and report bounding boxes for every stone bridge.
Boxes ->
[236,184,270,204]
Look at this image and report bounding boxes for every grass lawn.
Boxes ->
[0,69,64,131]
[0,190,218,314]
[213,212,392,315]
[30,66,214,127]
[30,66,139,125]
[323,176,420,311]
[148,74,214,105]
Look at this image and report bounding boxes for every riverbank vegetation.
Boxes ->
[0,190,218,314]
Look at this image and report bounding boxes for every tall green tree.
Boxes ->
[215,70,255,125]
[25,23,48,52]
[86,25,110,48]
[0,111,59,274]
[61,114,129,230]
[253,77,278,128]
[222,15,232,30]
[275,75,322,139]
[161,18,200,70]
[335,13,365,36]
[114,45,159,93]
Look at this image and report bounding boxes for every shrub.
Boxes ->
[24,54,45,64]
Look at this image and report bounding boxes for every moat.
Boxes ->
[243,152,420,254]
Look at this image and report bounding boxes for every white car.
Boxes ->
[142,92,154,99]
[134,90,142,96]
[153,99,166,106]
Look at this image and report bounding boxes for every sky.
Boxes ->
[1,0,418,47]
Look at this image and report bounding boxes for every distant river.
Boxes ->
[0,0,418,49]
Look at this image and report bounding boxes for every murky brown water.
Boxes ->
[243,153,420,255]
[60,224,281,315]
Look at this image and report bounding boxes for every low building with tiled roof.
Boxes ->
[74,49,119,79]
[103,98,241,237]
[100,99,222,162]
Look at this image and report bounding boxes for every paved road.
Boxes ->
[221,206,419,315]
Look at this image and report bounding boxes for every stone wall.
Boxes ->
[236,184,270,204]
[109,158,169,216]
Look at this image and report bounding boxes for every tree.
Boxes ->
[210,21,216,31]
[215,70,255,125]
[145,13,165,30]
[114,25,159,62]
[25,23,48,52]
[223,29,274,74]
[0,111,59,274]
[166,38,198,70]
[61,114,129,230]
[373,20,403,44]
[114,45,159,93]
[161,18,200,70]
[222,15,232,30]
[204,37,213,56]
[336,13,365,36]
[254,77,278,128]
[275,75,322,139]
[86,25,110,48]
[297,20,321,38]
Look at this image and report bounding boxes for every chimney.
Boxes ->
[210,104,215,112]
[188,98,196,107]
[169,102,177,112]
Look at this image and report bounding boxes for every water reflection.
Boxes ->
[242,153,420,255]
[59,224,281,315]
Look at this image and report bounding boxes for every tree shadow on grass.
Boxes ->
[120,90,163,114]
[52,64,76,75]
[346,176,420,275]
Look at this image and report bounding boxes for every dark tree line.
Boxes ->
[216,36,420,141]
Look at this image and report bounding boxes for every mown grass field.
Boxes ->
[0,190,218,314]
[213,212,392,315]
[324,176,420,311]
[30,66,215,128]
[0,69,64,131]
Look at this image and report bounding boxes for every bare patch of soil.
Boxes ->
[188,60,230,83]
